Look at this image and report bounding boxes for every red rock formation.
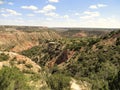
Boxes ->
[55,50,68,64]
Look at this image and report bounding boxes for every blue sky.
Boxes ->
[0,0,120,28]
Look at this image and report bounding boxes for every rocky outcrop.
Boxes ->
[0,51,41,73]
[70,79,91,90]
[0,27,61,52]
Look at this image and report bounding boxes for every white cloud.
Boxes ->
[79,17,120,28]
[89,4,107,9]
[36,5,56,13]
[63,15,69,19]
[6,9,22,16]
[21,5,38,10]
[27,14,34,17]
[89,5,98,9]
[80,11,100,19]
[8,2,14,5]
[41,17,120,28]
[0,8,22,17]
[45,12,59,17]
[1,16,120,28]
[84,11,100,16]
[75,13,80,16]
[0,8,5,12]
[48,0,59,3]
[0,0,4,4]
[0,1,14,5]
[43,4,56,12]
[35,4,58,17]
[1,14,9,17]
[97,4,107,8]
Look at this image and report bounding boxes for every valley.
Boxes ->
[0,25,120,90]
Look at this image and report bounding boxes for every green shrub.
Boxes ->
[46,74,71,90]
[116,37,120,45]
[22,69,35,74]
[0,53,9,61]
[31,74,41,81]
[109,71,120,90]
[17,60,26,64]
[0,67,30,90]
[25,64,33,68]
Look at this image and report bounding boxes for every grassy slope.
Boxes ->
[21,30,120,90]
